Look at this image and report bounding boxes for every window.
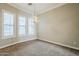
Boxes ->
[18,16,26,35]
[28,17,36,35]
[3,11,14,38]
[1,9,36,40]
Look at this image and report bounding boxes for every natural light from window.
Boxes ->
[3,11,14,37]
[18,16,26,35]
[28,17,36,35]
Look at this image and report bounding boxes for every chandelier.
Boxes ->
[28,3,39,23]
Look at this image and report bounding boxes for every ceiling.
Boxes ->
[9,3,65,15]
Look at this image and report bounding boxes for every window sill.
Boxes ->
[2,36,16,40]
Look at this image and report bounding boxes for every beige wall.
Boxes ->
[39,4,79,50]
[0,3,37,48]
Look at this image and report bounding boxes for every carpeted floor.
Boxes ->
[0,40,79,56]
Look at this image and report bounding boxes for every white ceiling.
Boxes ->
[9,3,65,15]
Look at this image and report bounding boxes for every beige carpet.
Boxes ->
[0,40,79,56]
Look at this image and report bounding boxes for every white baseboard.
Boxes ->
[0,38,36,49]
[1,38,79,51]
[39,39,79,50]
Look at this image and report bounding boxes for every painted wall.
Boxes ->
[39,4,79,50]
[0,3,37,49]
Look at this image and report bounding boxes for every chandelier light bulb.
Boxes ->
[34,16,39,23]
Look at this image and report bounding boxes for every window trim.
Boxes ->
[28,16,36,35]
[2,9,16,39]
[18,15,27,37]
